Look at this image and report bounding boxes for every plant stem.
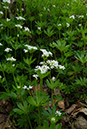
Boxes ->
[51,89,53,113]
[38,106,41,125]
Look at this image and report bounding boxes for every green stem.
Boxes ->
[27,114,33,129]
[38,106,41,125]
[40,77,43,93]
[51,89,53,113]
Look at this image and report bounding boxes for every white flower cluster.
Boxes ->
[16,16,25,20]
[35,65,50,74]
[77,15,84,18]
[23,85,33,90]
[5,48,12,52]
[69,15,75,19]
[40,49,52,58]
[46,60,59,69]
[3,0,10,3]
[25,45,37,50]
[0,11,3,15]
[33,74,39,80]
[24,27,30,32]
[6,57,16,61]
[15,24,22,29]
[55,110,62,116]
[52,5,56,7]
[0,43,3,46]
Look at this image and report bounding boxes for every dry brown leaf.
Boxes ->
[65,104,77,114]
[58,100,65,111]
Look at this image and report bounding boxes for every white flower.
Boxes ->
[55,111,62,116]
[53,5,56,7]
[23,85,27,89]
[33,74,39,80]
[23,49,28,53]
[51,117,56,122]
[12,64,15,67]
[58,65,65,70]
[16,16,25,20]
[17,34,19,37]
[44,7,46,11]
[78,15,84,18]
[0,11,3,15]
[52,77,56,81]
[17,86,21,89]
[78,24,81,26]
[69,15,75,19]
[38,27,41,31]
[35,65,50,74]
[6,57,16,61]
[3,0,10,3]
[67,4,69,6]
[58,24,61,26]
[27,85,33,90]
[6,18,10,22]
[40,49,52,58]
[46,60,58,69]
[5,48,12,52]
[24,27,30,32]
[47,9,50,11]
[15,24,22,29]
[0,43,3,46]
[0,75,2,79]
[3,6,9,9]
[66,23,70,27]
[25,45,37,50]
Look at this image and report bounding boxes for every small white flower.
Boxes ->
[38,27,41,31]
[25,45,37,50]
[58,24,61,26]
[4,48,12,52]
[27,85,33,90]
[3,0,10,3]
[52,77,56,81]
[3,6,9,9]
[17,34,19,37]
[51,117,56,122]
[0,24,3,26]
[78,24,81,26]
[44,7,46,11]
[6,18,10,22]
[58,65,65,70]
[15,24,22,29]
[16,16,25,20]
[0,43,3,46]
[53,5,56,7]
[78,15,84,18]
[0,75,2,79]
[21,8,24,11]
[66,23,70,27]
[23,85,27,89]
[67,4,69,6]
[6,57,16,61]
[69,15,75,19]
[17,86,21,89]
[47,9,50,11]
[33,74,39,80]
[24,27,30,32]
[55,111,62,116]
[23,49,28,53]
[12,64,15,67]
[0,11,3,15]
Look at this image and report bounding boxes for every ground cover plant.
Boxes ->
[0,0,87,128]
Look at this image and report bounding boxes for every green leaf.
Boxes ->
[28,96,37,106]
[13,108,24,115]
